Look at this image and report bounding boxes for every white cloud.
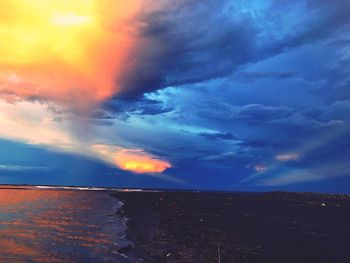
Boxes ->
[276,153,299,162]
[0,100,74,148]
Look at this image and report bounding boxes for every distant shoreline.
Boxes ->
[0,184,349,195]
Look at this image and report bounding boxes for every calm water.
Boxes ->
[0,187,135,262]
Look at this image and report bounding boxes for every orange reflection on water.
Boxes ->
[0,188,127,262]
[0,188,72,206]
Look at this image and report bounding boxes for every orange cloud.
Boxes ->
[0,0,144,106]
[92,144,172,174]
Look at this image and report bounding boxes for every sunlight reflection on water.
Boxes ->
[0,188,132,262]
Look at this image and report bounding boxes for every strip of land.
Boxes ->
[113,191,350,263]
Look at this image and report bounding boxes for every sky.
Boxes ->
[0,0,349,192]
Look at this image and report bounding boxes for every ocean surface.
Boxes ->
[0,187,135,263]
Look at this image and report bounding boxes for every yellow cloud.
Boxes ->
[0,0,142,105]
[92,144,172,174]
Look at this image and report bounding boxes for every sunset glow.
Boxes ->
[0,0,349,188]
[114,150,172,174]
[92,144,172,174]
[0,0,139,104]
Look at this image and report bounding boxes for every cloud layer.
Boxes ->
[0,0,349,191]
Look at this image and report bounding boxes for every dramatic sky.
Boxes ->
[0,0,349,192]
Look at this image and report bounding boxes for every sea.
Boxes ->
[0,186,139,263]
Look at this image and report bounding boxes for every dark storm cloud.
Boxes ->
[117,1,258,98]
[195,97,348,131]
[97,97,173,123]
[234,71,296,82]
[260,0,350,54]
[197,103,293,124]
[197,131,239,141]
[93,0,350,148]
[270,101,350,130]
[78,0,350,191]
[114,0,350,100]
[271,113,345,130]
[234,104,293,122]
[100,0,350,191]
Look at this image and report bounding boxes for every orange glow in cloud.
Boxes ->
[92,144,172,174]
[0,0,143,105]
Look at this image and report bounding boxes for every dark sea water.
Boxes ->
[0,187,135,263]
